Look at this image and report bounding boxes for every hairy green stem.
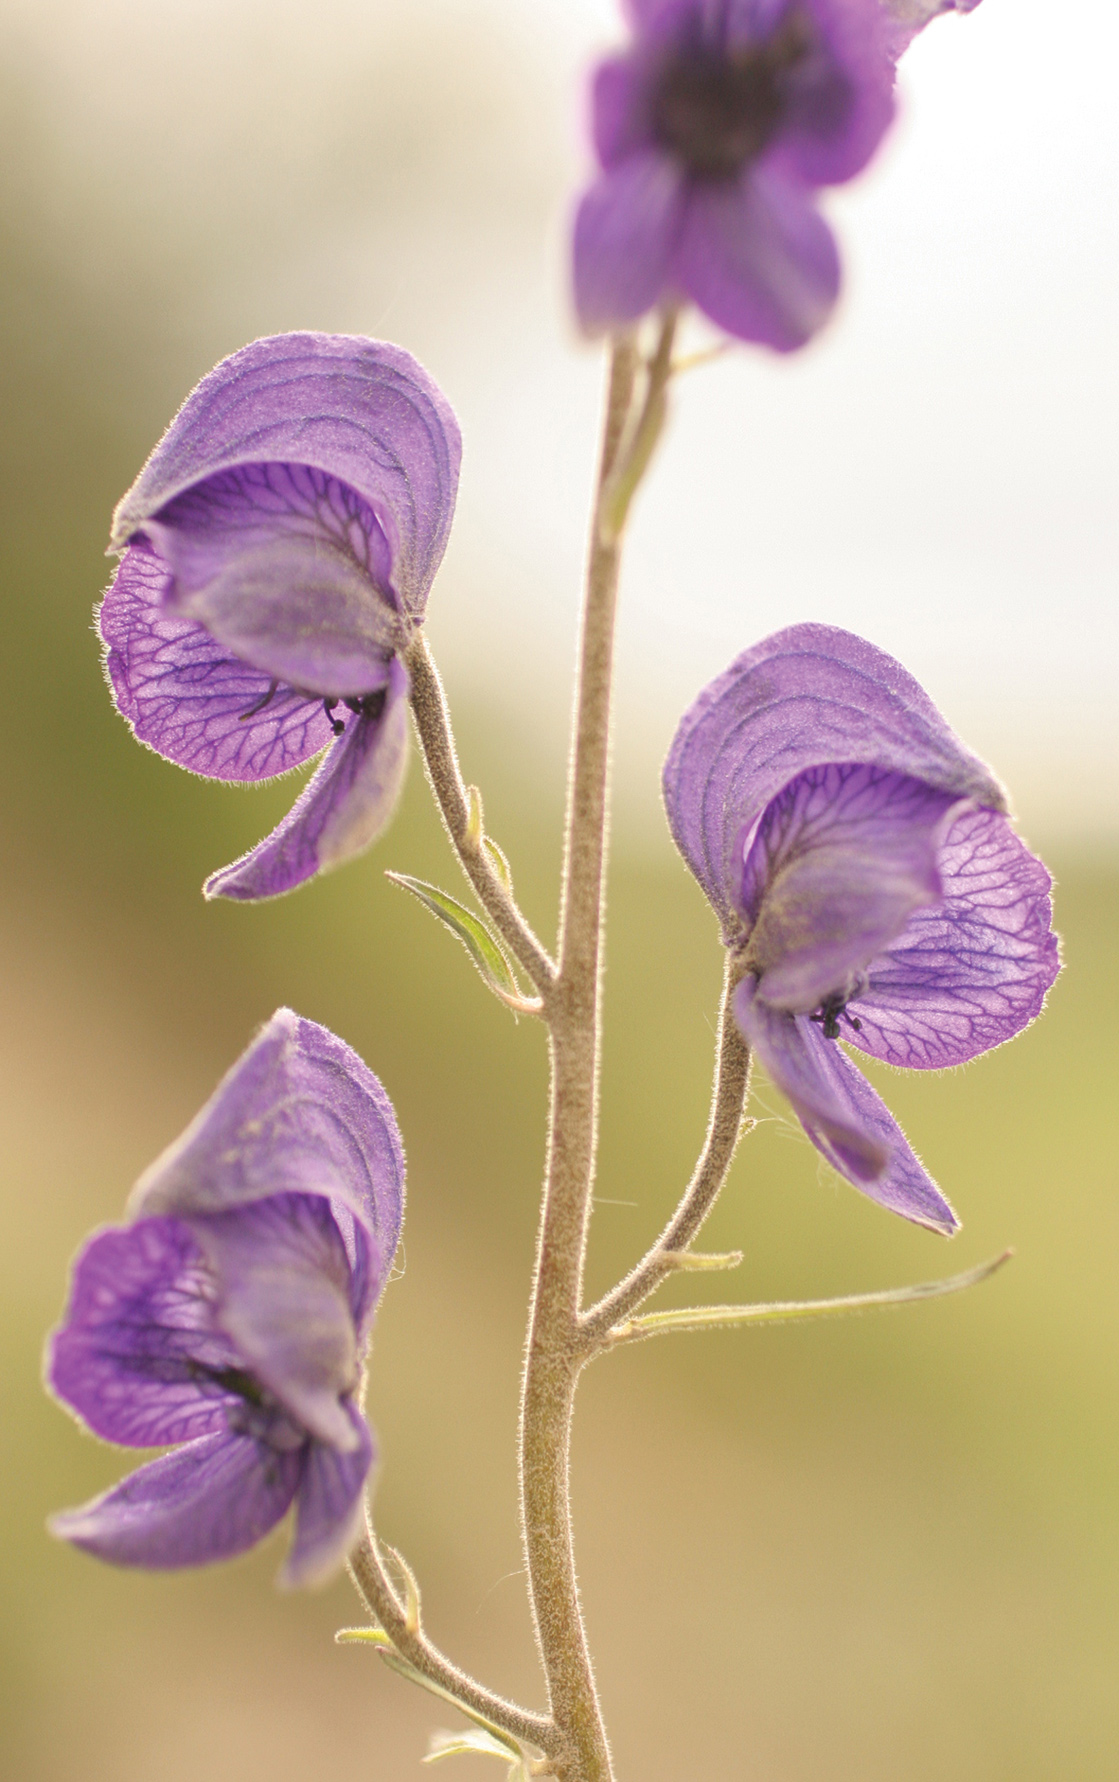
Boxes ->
[517,334,642,1782]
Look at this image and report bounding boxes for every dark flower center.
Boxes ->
[809,989,863,1041]
[238,679,388,736]
[650,9,815,182]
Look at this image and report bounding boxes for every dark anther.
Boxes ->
[343,688,388,724]
[238,678,280,722]
[322,697,346,736]
[651,10,815,182]
[809,991,862,1041]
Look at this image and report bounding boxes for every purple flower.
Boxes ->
[573,0,896,350]
[47,1010,405,1585]
[879,0,983,61]
[99,333,461,901]
[664,624,1059,1233]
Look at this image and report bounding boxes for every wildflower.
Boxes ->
[47,1010,405,1584]
[663,624,1059,1232]
[573,0,896,350]
[100,333,461,900]
[879,0,983,61]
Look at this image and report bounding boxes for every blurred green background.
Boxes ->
[2,2,1117,1779]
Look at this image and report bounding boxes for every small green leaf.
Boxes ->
[386,873,525,1007]
[425,1728,526,1771]
[481,834,514,896]
[465,785,485,847]
[335,1625,394,1648]
[663,1249,744,1273]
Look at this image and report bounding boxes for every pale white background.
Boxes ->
[5,0,1116,842]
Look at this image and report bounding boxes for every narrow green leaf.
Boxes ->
[386,874,524,1006]
[335,1625,394,1648]
[425,1728,525,1770]
[465,784,485,847]
[663,1249,744,1273]
[610,1251,1013,1345]
[374,1650,525,1757]
[481,834,514,896]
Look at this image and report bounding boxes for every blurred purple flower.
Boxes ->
[664,624,1059,1233]
[879,0,983,61]
[100,333,461,901]
[573,0,895,350]
[47,1010,405,1585]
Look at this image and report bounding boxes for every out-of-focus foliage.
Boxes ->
[2,4,1117,1779]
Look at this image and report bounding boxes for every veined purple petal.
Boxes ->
[50,1429,301,1570]
[99,540,332,781]
[130,1009,405,1293]
[47,1218,240,1449]
[147,463,400,698]
[663,624,1007,932]
[573,151,687,334]
[284,1401,374,1588]
[676,166,840,351]
[188,1194,362,1452]
[736,980,959,1232]
[742,764,961,1012]
[847,804,1061,1069]
[203,654,409,903]
[110,334,461,621]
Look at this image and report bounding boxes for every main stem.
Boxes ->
[518,338,641,1782]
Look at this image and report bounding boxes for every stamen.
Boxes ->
[343,688,388,723]
[809,990,862,1041]
[238,678,280,722]
[322,698,346,737]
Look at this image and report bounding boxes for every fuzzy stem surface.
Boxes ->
[406,634,556,996]
[516,335,643,1782]
[348,1522,553,1755]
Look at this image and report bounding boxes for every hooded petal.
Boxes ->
[187,1193,364,1452]
[284,1400,374,1587]
[99,540,333,781]
[663,624,1007,931]
[146,462,400,698]
[49,1428,301,1570]
[675,166,840,351]
[47,1217,243,1449]
[203,654,409,902]
[110,333,461,621]
[130,1009,405,1290]
[736,979,958,1232]
[742,763,961,1011]
[573,150,687,334]
[846,804,1061,1069]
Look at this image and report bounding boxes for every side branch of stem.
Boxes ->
[405,635,556,996]
[582,955,752,1347]
[348,1521,554,1754]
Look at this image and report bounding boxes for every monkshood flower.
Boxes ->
[100,333,461,900]
[573,0,896,350]
[46,1010,405,1585]
[879,0,983,61]
[664,624,1059,1233]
